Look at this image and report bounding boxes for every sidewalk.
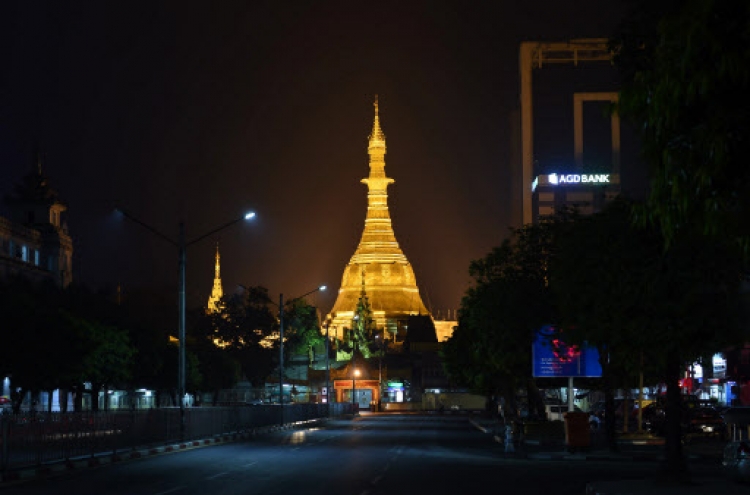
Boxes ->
[469,417,749,494]
[469,417,724,461]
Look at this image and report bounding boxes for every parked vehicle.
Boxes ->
[684,407,727,441]
[646,404,726,441]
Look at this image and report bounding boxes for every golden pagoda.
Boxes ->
[326,96,429,342]
[207,242,223,314]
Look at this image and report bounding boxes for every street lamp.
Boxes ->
[116,207,256,439]
[352,368,361,413]
[324,318,332,415]
[375,333,383,411]
[278,285,326,426]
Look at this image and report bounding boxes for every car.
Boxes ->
[684,407,727,441]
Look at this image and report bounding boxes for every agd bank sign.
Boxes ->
[548,173,610,185]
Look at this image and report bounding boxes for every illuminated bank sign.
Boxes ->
[548,173,610,185]
[532,325,602,378]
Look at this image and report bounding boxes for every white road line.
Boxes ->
[154,487,185,495]
[243,462,258,467]
[206,471,229,480]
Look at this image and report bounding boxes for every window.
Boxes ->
[21,245,28,262]
[34,250,40,266]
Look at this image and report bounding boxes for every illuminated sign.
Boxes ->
[548,173,609,185]
[532,325,602,378]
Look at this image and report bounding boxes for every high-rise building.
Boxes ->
[515,39,645,225]
[326,97,429,343]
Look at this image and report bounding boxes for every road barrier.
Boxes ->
[0,403,353,473]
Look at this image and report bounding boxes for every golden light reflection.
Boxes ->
[290,430,307,444]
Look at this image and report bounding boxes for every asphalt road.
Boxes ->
[0,413,724,495]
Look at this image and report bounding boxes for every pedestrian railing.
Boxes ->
[0,403,353,472]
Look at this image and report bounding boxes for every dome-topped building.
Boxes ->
[326,97,429,342]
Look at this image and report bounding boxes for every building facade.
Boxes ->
[0,161,73,288]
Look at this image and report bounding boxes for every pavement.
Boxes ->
[469,417,750,494]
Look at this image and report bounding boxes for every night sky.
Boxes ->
[0,1,632,315]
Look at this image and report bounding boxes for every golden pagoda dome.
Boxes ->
[326,96,429,342]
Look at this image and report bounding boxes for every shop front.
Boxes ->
[334,379,380,410]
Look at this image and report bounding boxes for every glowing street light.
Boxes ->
[116,207,256,439]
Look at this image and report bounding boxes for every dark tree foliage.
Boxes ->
[613,0,750,250]
[191,286,277,389]
[611,0,750,479]
[550,198,745,470]
[442,215,571,420]
[283,298,324,359]
[0,277,135,412]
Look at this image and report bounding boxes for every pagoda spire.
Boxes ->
[207,242,224,313]
[327,97,428,337]
[368,94,386,150]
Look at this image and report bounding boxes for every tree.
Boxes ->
[612,0,750,479]
[614,0,750,249]
[550,198,745,471]
[283,298,323,360]
[192,286,277,388]
[442,216,569,421]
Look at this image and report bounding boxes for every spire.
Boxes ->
[214,242,221,280]
[327,97,429,338]
[207,242,224,313]
[368,95,386,151]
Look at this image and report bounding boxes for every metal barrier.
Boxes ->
[0,403,353,472]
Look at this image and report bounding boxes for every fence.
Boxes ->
[0,402,353,472]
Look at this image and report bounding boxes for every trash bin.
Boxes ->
[564,411,590,451]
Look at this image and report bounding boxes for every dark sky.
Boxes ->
[0,0,632,315]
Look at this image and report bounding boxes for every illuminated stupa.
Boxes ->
[206,242,223,314]
[327,96,429,342]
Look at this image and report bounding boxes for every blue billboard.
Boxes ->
[532,325,602,378]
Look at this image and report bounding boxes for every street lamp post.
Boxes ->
[324,319,331,416]
[117,208,256,440]
[352,368,360,414]
[278,285,326,426]
[375,334,383,411]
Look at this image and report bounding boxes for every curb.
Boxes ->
[0,418,326,485]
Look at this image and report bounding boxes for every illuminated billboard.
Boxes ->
[532,325,602,378]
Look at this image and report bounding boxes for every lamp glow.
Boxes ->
[245,212,256,220]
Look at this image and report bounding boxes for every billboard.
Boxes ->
[532,325,602,378]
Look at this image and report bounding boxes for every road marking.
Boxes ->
[243,462,258,467]
[154,487,185,495]
[206,471,229,480]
